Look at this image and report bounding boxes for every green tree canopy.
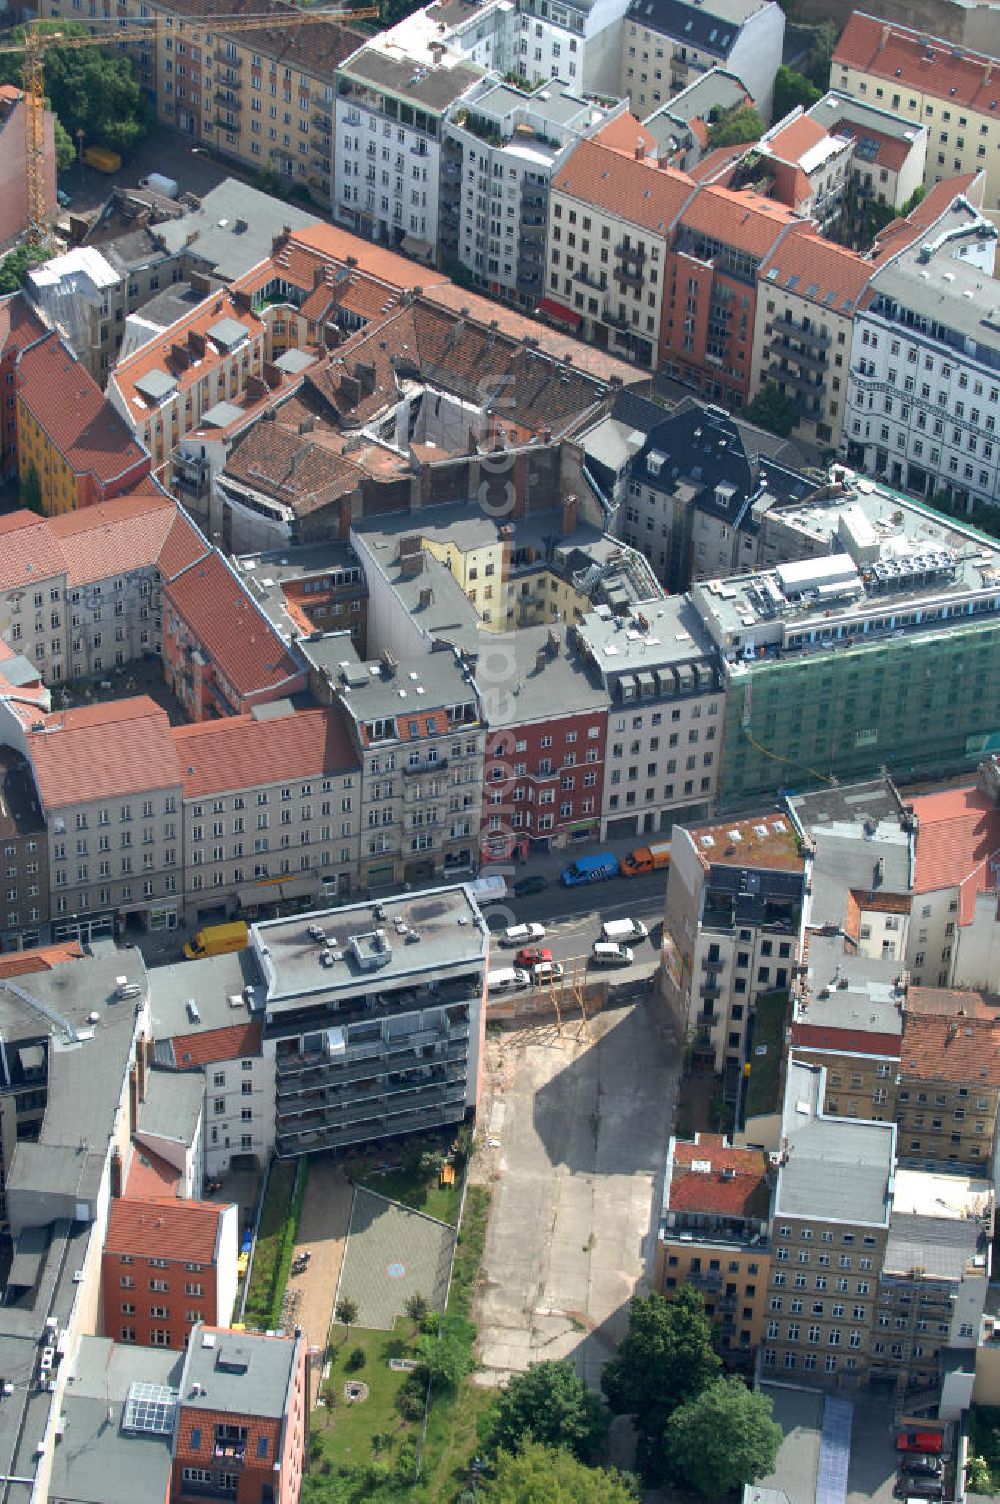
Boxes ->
[0,23,152,157]
[486,1360,607,1463]
[665,1377,783,1496]
[53,118,75,172]
[601,1288,720,1479]
[773,65,822,120]
[480,1443,639,1504]
[742,379,800,437]
[707,105,764,148]
[417,1312,473,1390]
[0,243,52,295]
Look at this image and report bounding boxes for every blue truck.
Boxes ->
[560,851,621,886]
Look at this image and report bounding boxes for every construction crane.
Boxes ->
[0,6,380,241]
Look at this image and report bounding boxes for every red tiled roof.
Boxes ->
[126,1143,183,1200]
[759,222,874,311]
[17,333,149,486]
[48,490,181,588]
[833,121,912,173]
[166,552,303,700]
[766,113,830,163]
[911,785,1000,923]
[106,1196,223,1263]
[0,941,83,978]
[27,696,181,809]
[907,985,999,1018]
[554,137,694,238]
[0,292,47,360]
[284,224,450,295]
[681,183,801,259]
[668,1136,770,1218]
[790,1023,902,1057]
[900,1009,1000,1085]
[834,12,1000,114]
[169,1020,263,1068]
[173,706,357,798]
[590,111,659,159]
[686,144,744,183]
[0,511,67,592]
[111,290,265,415]
[157,508,210,581]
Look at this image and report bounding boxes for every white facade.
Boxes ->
[843,205,1000,509]
[203,1052,277,1178]
[517,0,630,95]
[335,97,442,256]
[621,0,784,120]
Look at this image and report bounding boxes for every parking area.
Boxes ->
[755,1384,902,1503]
[471,997,680,1390]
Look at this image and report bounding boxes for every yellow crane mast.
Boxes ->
[0,7,380,242]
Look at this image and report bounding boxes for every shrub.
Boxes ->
[346,1346,366,1372]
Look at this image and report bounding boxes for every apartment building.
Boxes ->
[0,295,47,481]
[898,1008,1000,1170]
[233,545,368,662]
[833,13,1000,210]
[515,0,630,94]
[172,1324,308,1504]
[16,333,151,515]
[0,750,48,954]
[479,624,609,860]
[335,650,484,890]
[762,1058,895,1387]
[641,68,750,173]
[620,0,784,118]
[844,189,1000,508]
[655,1133,772,1368]
[2,696,185,943]
[28,248,131,384]
[255,886,487,1157]
[689,483,1000,808]
[0,85,56,244]
[163,549,306,720]
[545,122,693,368]
[907,780,1000,989]
[441,78,618,310]
[807,90,928,235]
[661,811,804,1079]
[873,1165,993,1413]
[173,702,362,919]
[101,1194,238,1349]
[573,593,724,840]
[335,16,484,260]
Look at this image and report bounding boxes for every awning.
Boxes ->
[237,877,316,907]
[400,234,434,261]
[536,297,582,329]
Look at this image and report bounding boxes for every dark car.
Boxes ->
[900,1455,943,1478]
[895,1475,943,1501]
[513,874,548,898]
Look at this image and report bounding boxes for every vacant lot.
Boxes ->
[473,998,680,1390]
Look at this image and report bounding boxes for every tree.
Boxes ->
[805,19,838,90]
[707,105,763,148]
[335,1297,358,1342]
[487,1360,606,1463]
[773,65,822,121]
[742,380,800,438]
[665,1377,782,1496]
[417,1312,473,1390]
[405,1292,429,1326]
[53,118,75,173]
[0,244,52,296]
[0,23,152,158]
[967,1454,992,1493]
[320,1383,336,1429]
[601,1288,720,1482]
[479,1443,639,1504]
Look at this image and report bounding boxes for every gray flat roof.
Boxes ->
[208,316,249,352]
[474,622,608,725]
[201,399,244,428]
[49,1337,181,1504]
[275,347,315,374]
[576,594,720,677]
[809,88,929,145]
[335,647,480,725]
[777,1059,895,1225]
[156,179,318,282]
[807,822,912,928]
[148,952,262,1044]
[252,886,488,1007]
[343,45,482,113]
[789,777,904,833]
[885,1211,984,1279]
[180,1325,300,1418]
[139,1067,205,1145]
[748,1384,824,1504]
[801,934,905,1038]
[452,76,597,133]
[135,368,176,402]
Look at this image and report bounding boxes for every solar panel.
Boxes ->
[122,1382,179,1437]
[815,1395,852,1504]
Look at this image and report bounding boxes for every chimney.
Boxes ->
[110,1146,123,1199]
[562,490,578,537]
[128,1063,138,1135]
[635,138,645,160]
[418,586,434,609]
[232,289,252,316]
[137,1034,148,1104]
[535,645,548,673]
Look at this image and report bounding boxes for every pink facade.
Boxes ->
[0,89,57,246]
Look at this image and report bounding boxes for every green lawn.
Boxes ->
[315,1325,417,1468]
[244,1160,300,1327]
[357,1166,462,1228]
[744,991,790,1120]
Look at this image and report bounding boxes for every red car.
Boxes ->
[895,1432,944,1456]
[515,946,552,968]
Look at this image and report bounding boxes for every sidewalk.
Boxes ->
[479,830,659,889]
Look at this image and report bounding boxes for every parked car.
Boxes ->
[895,1475,943,1501]
[487,966,531,995]
[532,960,565,984]
[513,874,548,898]
[899,1455,943,1477]
[500,922,546,947]
[590,941,633,967]
[516,945,552,968]
[895,1432,944,1456]
[601,917,649,943]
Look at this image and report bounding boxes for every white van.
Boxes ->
[469,874,508,904]
[591,941,633,967]
[488,966,529,994]
[601,917,648,943]
[532,960,565,985]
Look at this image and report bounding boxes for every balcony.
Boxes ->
[768,363,824,395]
[214,90,241,112]
[613,265,644,290]
[573,267,603,291]
[313,111,333,134]
[769,334,828,373]
[614,242,646,265]
[214,47,242,69]
[772,311,830,346]
[403,756,449,776]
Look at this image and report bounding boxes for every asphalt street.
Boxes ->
[483,875,667,977]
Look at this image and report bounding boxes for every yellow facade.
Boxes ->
[16,398,76,516]
[656,1238,772,1364]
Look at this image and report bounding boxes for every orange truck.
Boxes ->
[620,840,671,877]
